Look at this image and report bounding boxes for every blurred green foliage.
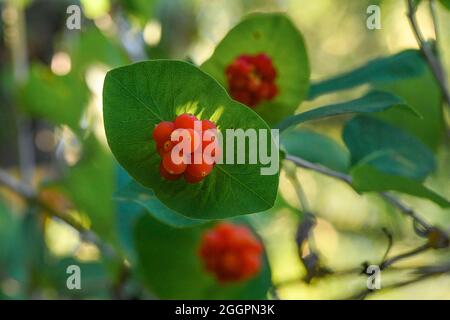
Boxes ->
[0,0,449,300]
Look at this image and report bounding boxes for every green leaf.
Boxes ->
[276,91,418,132]
[115,179,206,228]
[121,0,159,26]
[281,129,350,173]
[71,26,129,73]
[201,13,310,125]
[19,64,89,129]
[0,200,19,271]
[439,0,450,10]
[63,136,116,243]
[374,69,444,150]
[343,116,435,180]
[133,214,272,299]
[308,50,426,99]
[351,164,450,208]
[103,60,279,219]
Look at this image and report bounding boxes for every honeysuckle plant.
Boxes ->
[1,1,450,301]
[101,10,450,299]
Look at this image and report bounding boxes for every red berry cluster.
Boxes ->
[225,53,278,108]
[152,113,219,183]
[198,222,263,283]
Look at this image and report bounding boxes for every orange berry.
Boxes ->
[174,113,198,130]
[198,223,263,283]
[162,152,187,175]
[152,121,175,144]
[159,162,182,180]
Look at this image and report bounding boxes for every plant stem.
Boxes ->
[284,165,311,213]
[380,244,430,270]
[406,0,450,108]
[0,168,117,259]
[285,154,352,185]
[284,154,431,233]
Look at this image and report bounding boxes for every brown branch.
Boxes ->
[380,244,430,270]
[406,0,450,108]
[0,168,117,259]
[284,154,431,233]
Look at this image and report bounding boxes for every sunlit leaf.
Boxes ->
[103,60,279,219]
[201,13,310,125]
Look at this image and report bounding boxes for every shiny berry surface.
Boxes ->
[162,152,188,175]
[152,113,220,183]
[152,121,175,144]
[174,113,198,130]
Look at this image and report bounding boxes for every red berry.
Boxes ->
[161,140,175,153]
[171,128,201,153]
[198,223,263,283]
[201,120,217,149]
[253,53,276,81]
[152,121,175,144]
[231,89,254,106]
[184,171,204,184]
[160,162,182,180]
[186,162,213,178]
[201,120,217,131]
[162,152,187,175]
[226,53,278,108]
[174,113,198,130]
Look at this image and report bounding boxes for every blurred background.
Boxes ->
[0,0,449,299]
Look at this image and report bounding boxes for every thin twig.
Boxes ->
[285,154,352,185]
[429,0,440,46]
[379,192,431,231]
[380,244,430,270]
[284,164,311,213]
[0,168,117,259]
[406,0,450,108]
[285,154,431,232]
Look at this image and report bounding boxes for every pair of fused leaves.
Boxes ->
[104,13,310,221]
[201,13,310,125]
[114,166,271,299]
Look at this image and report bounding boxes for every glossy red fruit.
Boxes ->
[152,121,175,144]
[171,128,201,153]
[198,223,263,283]
[161,140,175,154]
[174,113,198,130]
[162,152,187,175]
[201,119,217,131]
[184,171,204,184]
[159,162,182,180]
[201,120,217,148]
[186,161,214,178]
